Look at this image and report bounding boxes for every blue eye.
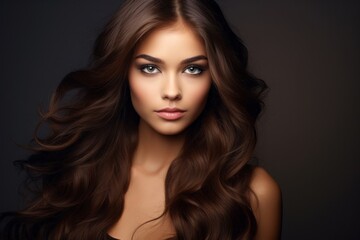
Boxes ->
[184,65,203,75]
[140,65,160,74]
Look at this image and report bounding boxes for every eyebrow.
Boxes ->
[135,54,208,64]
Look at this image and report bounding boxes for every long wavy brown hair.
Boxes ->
[0,0,267,239]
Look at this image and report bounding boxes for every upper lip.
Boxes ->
[155,107,186,112]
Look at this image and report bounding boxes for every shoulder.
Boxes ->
[250,167,281,202]
[249,167,282,240]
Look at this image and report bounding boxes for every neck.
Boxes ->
[132,121,185,175]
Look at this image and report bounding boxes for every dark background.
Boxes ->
[1,0,359,239]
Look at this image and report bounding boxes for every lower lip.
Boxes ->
[155,111,185,120]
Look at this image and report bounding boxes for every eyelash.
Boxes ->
[184,65,204,75]
[139,64,160,74]
[138,64,205,75]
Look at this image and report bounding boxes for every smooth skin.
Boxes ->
[108,20,281,240]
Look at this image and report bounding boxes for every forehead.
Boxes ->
[134,21,207,58]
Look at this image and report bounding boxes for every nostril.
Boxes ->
[162,92,182,101]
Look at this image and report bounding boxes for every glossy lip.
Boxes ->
[154,107,186,120]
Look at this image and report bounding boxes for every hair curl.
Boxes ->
[1,0,267,239]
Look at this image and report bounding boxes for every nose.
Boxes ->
[161,73,182,101]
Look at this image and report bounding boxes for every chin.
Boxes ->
[151,123,189,136]
[156,127,187,136]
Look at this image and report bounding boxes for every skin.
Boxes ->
[251,168,282,240]
[108,20,282,240]
[108,20,212,240]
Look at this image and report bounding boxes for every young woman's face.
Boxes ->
[129,21,212,135]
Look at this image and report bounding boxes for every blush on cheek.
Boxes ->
[193,84,211,102]
[189,95,210,119]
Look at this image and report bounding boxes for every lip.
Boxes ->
[155,108,186,120]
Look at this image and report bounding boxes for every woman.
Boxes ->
[1,0,281,239]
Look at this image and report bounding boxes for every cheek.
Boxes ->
[187,80,212,108]
[129,73,155,108]
[130,81,145,104]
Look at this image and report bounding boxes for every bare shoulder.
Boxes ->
[249,167,282,240]
[250,167,281,202]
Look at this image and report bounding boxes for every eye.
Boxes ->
[184,65,203,75]
[140,64,160,74]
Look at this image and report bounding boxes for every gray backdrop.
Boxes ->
[1,0,359,239]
